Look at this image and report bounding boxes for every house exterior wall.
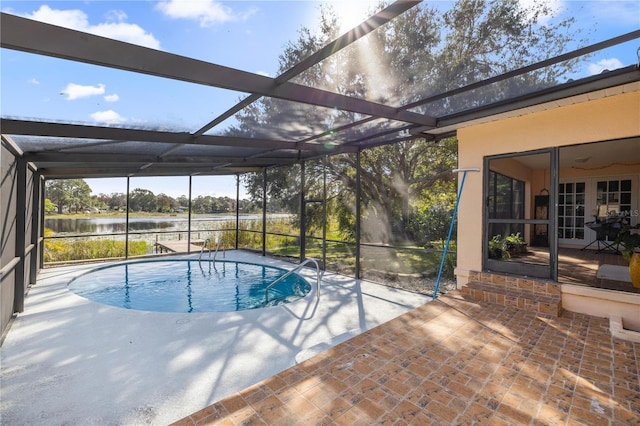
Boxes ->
[455,88,640,285]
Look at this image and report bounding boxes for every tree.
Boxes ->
[333,139,458,243]
[45,179,92,213]
[129,188,157,212]
[218,196,236,213]
[233,0,581,243]
[156,193,177,213]
[45,180,67,214]
[99,192,127,211]
[176,195,189,209]
[44,198,57,214]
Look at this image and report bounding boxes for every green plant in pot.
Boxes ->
[615,224,640,288]
[487,233,527,259]
[504,233,527,255]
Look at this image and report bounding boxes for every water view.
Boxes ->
[44,215,265,235]
[43,214,293,262]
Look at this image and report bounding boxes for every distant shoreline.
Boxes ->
[44,211,277,220]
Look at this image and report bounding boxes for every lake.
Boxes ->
[44,214,276,235]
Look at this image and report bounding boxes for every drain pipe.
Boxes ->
[432,168,480,300]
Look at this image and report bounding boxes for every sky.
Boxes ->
[1,0,639,198]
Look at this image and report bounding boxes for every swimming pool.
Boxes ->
[67,259,312,313]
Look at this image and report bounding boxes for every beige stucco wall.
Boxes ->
[455,88,640,285]
[561,284,640,331]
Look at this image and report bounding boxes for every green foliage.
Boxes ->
[358,141,458,243]
[488,235,510,259]
[488,233,527,259]
[44,198,57,214]
[406,205,454,249]
[235,217,456,278]
[241,165,302,213]
[129,188,157,212]
[156,193,179,213]
[191,195,238,214]
[46,179,92,213]
[615,224,640,262]
[203,225,237,252]
[230,0,581,247]
[505,232,527,253]
[44,229,148,262]
[442,252,457,278]
[97,192,126,211]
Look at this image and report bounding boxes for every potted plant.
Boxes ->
[615,224,640,288]
[487,233,527,259]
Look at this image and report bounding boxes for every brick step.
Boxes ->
[461,281,562,317]
[469,271,561,297]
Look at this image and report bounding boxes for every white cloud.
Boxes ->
[105,9,128,23]
[156,0,255,27]
[588,58,624,75]
[104,94,120,102]
[23,5,160,49]
[90,110,126,125]
[28,78,40,85]
[61,83,106,100]
[25,5,88,29]
[91,22,160,49]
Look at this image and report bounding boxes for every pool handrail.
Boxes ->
[198,236,225,262]
[265,258,321,303]
[213,237,225,261]
[199,238,213,261]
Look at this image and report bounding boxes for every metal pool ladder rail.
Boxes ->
[198,237,225,262]
[265,258,321,303]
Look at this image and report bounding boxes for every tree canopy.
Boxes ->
[46,180,257,214]
[235,0,581,245]
[46,179,92,214]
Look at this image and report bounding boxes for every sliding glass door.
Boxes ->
[484,149,557,280]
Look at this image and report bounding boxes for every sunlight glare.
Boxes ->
[330,1,378,33]
[315,1,400,104]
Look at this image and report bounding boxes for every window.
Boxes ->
[597,179,632,216]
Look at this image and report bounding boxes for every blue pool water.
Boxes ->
[67,259,311,313]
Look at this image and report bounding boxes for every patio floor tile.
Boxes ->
[172,291,640,425]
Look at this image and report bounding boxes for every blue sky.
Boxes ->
[1,0,639,198]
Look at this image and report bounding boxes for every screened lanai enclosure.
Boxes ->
[2,0,640,336]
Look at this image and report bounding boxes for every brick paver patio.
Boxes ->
[172,291,640,425]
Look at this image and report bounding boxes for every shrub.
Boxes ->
[44,236,147,262]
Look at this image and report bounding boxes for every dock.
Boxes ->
[154,240,203,254]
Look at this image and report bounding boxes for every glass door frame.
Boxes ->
[483,148,558,280]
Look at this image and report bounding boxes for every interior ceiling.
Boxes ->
[560,138,640,169]
[1,1,640,179]
[492,137,640,170]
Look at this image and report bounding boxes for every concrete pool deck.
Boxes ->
[0,251,432,425]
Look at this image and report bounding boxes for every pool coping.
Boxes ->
[0,250,433,425]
